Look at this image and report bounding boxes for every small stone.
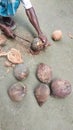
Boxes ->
[7,48,23,64]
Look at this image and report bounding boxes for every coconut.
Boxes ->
[8,82,27,102]
[52,30,62,41]
[31,38,44,51]
[13,63,29,81]
[36,63,52,83]
[50,79,72,98]
[34,83,50,106]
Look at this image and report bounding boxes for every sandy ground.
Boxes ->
[0,0,73,130]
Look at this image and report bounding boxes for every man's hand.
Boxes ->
[26,8,52,47]
[1,25,15,38]
[38,33,52,47]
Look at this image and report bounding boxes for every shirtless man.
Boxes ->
[0,0,51,46]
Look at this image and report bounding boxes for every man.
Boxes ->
[0,0,51,46]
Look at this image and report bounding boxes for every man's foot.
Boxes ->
[0,34,7,46]
[2,17,16,30]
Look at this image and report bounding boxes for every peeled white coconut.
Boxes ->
[52,30,62,41]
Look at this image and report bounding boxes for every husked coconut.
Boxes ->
[50,79,72,98]
[36,63,52,83]
[34,83,50,106]
[8,82,27,102]
[31,38,44,51]
[52,30,62,41]
[14,63,29,81]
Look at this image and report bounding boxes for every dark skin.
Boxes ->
[0,7,51,46]
[0,23,15,38]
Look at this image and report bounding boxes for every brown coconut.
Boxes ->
[13,63,29,81]
[8,82,27,102]
[50,79,72,98]
[31,38,44,51]
[52,30,62,41]
[34,83,50,106]
[36,63,52,83]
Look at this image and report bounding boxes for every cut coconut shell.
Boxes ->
[34,83,50,106]
[7,48,23,64]
[0,48,23,64]
[50,79,72,98]
[36,63,52,83]
[14,63,29,81]
[0,51,7,56]
[8,82,27,102]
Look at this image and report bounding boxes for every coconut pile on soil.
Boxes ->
[35,63,72,106]
[0,33,71,105]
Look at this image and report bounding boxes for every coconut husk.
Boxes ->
[7,48,23,64]
[0,51,7,56]
[0,48,23,64]
[4,60,13,67]
[50,79,72,98]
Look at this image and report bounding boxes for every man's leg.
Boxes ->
[2,17,16,30]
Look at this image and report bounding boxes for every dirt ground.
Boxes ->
[0,0,73,130]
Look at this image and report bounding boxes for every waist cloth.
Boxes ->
[0,0,21,16]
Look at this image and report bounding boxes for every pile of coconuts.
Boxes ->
[8,63,29,102]
[2,29,72,106]
[7,62,72,107]
[34,63,72,106]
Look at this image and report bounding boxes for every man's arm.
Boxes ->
[26,7,42,36]
[26,7,50,45]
